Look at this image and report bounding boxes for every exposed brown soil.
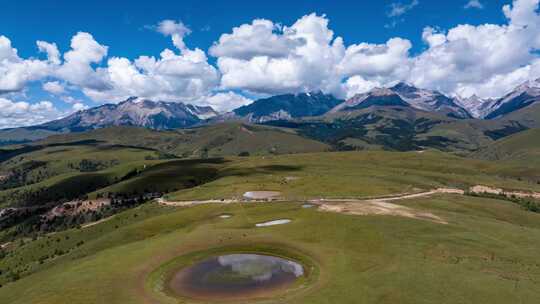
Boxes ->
[44,198,111,220]
[469,185,540,199]
[311,188,461,224]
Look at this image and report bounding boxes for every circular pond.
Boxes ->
[168,253,304,300]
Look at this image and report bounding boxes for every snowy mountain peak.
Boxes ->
[39,97,218,131]
[371,87,396,96]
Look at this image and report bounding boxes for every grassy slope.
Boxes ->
[471,128,540,161]
[500,102,540,128]
[0,144,161,186]
[38,123,330,158]
[1,193,540,303]
[1,151,540,303]
[0,128,60,146]
[276,106,525,152]
[0,143,165,207]
[168,151,540,201]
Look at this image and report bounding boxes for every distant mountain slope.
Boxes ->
[389,82,472,119]
[485,79,540,119]
[330,88,409,112]
[0,127,60,146]
[40,97,217,132]
[455,95,497,119]
[471,128,540,164]
[233,92,343,122]
[38,123,330,158]
[499,103,540,128]
[331,83,471,119]
[266,104,527,152]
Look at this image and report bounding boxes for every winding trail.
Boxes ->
[157,188,465,207]
[154,186,540,225]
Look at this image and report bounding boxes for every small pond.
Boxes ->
[169,253,304,300]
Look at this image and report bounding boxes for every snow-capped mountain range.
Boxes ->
[3,78,540,134]
[38,97,218,131]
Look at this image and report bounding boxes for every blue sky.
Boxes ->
[1,0,540,128]
[3,0,508,59]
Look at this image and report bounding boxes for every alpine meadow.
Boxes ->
[2,1,540,303]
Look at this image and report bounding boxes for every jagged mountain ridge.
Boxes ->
[232,92,343,123]
[455,95,497,119]
[2,81,540,147]
[484,79,540,119]
[389,82,472,119]
[39,97,218,132]
[330,88,410,112]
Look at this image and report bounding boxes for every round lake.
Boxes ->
[169,253,304,300]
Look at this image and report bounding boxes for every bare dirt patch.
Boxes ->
[311,188,463,224]
[157,197,237,207]
[240,126,254,135]
[44,198,111,220]
[469,185,540,199]
[317,201,447,224]
[81,215,115,229]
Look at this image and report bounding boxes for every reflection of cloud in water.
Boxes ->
[217,254,304,282]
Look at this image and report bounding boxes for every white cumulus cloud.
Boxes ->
[203,92,253,112]
[0,36,55,93]
[42,81,65,95]
[0,98,62,128]
[214,13,345,96]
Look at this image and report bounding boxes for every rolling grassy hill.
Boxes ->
[38,122,331,158]
[1,185,540,303]
[497,102,540,128]
[1,150,540,303]
[265,106,528,152]
[167,150,540,201]
[471,128,540,163]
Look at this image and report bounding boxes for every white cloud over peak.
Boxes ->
[203,92,253,112]
[409,0,540,97]
[214,13,345,96]
[49,26,219,105]
[72,102,89,112]
[338,38,412,80]
[209,19,306,59]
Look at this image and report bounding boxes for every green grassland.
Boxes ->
[167,150,540,201]
[38,122,331,158]
[1,193,540,303]
[1,148,540,303]
[0,143,163,190]
[471,128,540,163]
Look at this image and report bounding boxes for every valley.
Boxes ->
[4,2,540,302]
[2,79,540,303]
[1,138,540,303]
